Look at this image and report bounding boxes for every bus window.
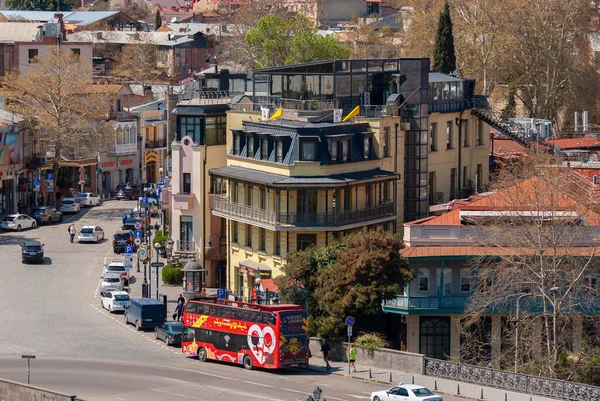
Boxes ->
[185,302,199,314]
[201,304,210,315]
[263,312,276,325]
[235,309,244,320]
[222,307,235,319]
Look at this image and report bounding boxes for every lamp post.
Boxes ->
[205,233,222,289]
[306,387,323,401]
[154,242,163,300]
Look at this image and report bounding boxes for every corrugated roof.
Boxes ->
[0,22,41,42]
[544,137,600,150]
[0,10,119,25]
[401,246,599,258]
[67,30,195,47]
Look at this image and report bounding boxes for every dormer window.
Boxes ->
[234,134,240,155]
[247,135,255,158]
[300,140,317,161]
[276,140,283,162]
[261,137,269,160]
[342,140,349,162]
[363,136,371,159]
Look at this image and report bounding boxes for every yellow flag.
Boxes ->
[342,106,360,122]
[268,107,283,121]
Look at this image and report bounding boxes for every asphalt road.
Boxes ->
[0,201,468,401]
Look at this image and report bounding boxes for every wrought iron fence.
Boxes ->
[424,357,600,400]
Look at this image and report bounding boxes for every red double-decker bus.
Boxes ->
[181,298,309,370]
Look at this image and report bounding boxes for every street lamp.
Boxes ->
[154,242,163,300]
[205,233,222,289]
[182,259,204,299]
[167,236,174,278]
[307,387,322,401]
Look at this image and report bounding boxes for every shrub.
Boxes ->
[153,231,167,249]
[354,332,389,352]
[162,264,183,285]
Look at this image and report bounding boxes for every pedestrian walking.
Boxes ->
[177,293,185,305]
[349,344,357,373]
[321,338,331,370]
[175,300,183,321]
[17,200,23,213]
[68,224,76,243]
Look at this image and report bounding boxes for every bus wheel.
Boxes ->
[198,347,207,362]
[243,355,253,370]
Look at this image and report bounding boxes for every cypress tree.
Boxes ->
[432,0,457,74]
[155,10,162,31]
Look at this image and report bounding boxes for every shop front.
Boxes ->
[143,150,167,184]
[239,260,273,303]
[98,153,140,196]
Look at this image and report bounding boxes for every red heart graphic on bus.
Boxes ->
[247,324,276,365]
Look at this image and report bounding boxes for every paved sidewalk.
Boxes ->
[308,357,559,401]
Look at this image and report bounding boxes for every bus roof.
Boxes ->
[187,297,303,312]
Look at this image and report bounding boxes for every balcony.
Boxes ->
[212,197,395,230]
[177,240,196,253]
[172,193,194,210]
[109,143,137,155]
[382,295,470,314]
[109,111,133,120]
[146,139,167,149]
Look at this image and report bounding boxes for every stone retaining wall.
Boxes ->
[0,378,78,401]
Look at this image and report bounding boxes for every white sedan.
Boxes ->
[100,290,131,313]
[77,225,105,243]
[370,385,442,401]
[1,214,37,231]
[60,198,80,213]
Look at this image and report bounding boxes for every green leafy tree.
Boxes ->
[245,13,349,69]
[276,229,412,340]
[154,10,162,30]
[432,0,457,74]
[4,0,73,10]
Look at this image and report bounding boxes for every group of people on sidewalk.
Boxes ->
[320,339,356,372]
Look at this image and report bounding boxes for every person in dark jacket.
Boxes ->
[321,338,331,370]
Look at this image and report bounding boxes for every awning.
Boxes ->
[239,260,272,278]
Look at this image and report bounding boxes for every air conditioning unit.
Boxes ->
[360,92,371,106]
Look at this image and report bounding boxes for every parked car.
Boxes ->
[75,192,101,206]
[100,290,130,313]
[370,385,442,401]
[114,184,139,200]
[60,198,80,214]
[122,218,142,231]
[113,230,135,253]
[1,214,37,231]
[21,240,44,264]
[31,206,63,224]
[78,225,105,243]
[102,260,130,282]
[100,273,125,292]
[124,298,166,331]
[154,322,183,346]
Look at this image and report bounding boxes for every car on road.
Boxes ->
[78,225,105,243]
[75,192,102,206]
[21,240,44,264]
[31,206,63,224]
[113,230,135,253]
[115,184,139,200]
[370,385,442,401]
[1,214,37,231]
[102,260,130,283]
[100,273,125,292]
[100,290,131,313]
[124,298,166,331]
[122,218,142,231]
[60,198,80,214]
[154,322,183,346]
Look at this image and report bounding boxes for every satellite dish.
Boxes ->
[170,17,177,23]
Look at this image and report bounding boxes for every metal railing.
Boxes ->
[145,139,167,148]
[212,197,395,228]
[383,295,469,311]
[276,98,339,111]
[177,240,195,253]
[424,358,600,400]
[359,105,399,118]
[111,143,137,155]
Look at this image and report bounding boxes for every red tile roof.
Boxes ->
[491,137,528,157]
[544,137,600,150]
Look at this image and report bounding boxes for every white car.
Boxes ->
[60,198,80,213]
[78,225,105,243]
[101,290,130,313]
[1,214,37,231]
[102,261,129,282]
[370,385,442,401]
[75,192,102,206]
[100,273,124,292]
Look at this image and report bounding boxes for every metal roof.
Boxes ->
[0,10,120,25]
[209,165,398,187]
[67,30,197,47]
[0,22,41,42]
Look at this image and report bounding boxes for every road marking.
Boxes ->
[150,388,191,398]
[279,388,305,394]
[326,396,350,401]
[347,395,369,399]
[115,398,127,401]
[241,380,274,388]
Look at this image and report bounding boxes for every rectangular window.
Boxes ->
[182,173,191,194]
[476,119,483,145]
[418,268,429,292]
[70,48,80,57]
[296,234,316,251]
[343,188,351,211]
[259,228,266,251]
[234,134,240,155]
[342,140,349,162]
[363,136,371,159]
[460,268,472,292]
[446,121,453,149]
[274,231,281,255]
[300,141,317,161]
[246,224,252,247]
[462,119,469,147]
[232,221,238,243]
[328,138,339,162]
[205,116,226,146]
[247,135,254,158]
[177,116,202,143]
[261,137,269,160]
[383,127,390,157]
[276,140,283,162]
[28,49,38,63]
[476,164,483,191]
[463,166,468,189]
[259,188,266,209]
[366,184,373,207]
[383,181,390,201]
[231,182,238,202]
[180,215,193,251]
[428,171,436,204]
[430,123,437,151]
[246,185,253,206]
[450,168,457,199]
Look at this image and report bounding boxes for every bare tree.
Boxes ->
[112,33,160,88]
[343,16,399,59]
[0,46,113,193]
[458,150,600,378]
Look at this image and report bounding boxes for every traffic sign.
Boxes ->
[134,230,143,239]
[345,316,355,326]
[150,262,165,268]
[125,245,133,254]
[141,197,149,206]
[162,178,167,185]
[46,172,54,181]
[347,326,352,337]
[134,221,142,230]
[137,247,148,261]
[217,288,226,299]
[157,188,162,196]
[124,256,133,269]
[134,238,142,246]
[33,178,40,186]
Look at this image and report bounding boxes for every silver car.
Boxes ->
[100,273,124,292]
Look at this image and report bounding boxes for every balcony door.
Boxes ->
[296,189,317,225]
[419,316,450,360]
[180,215,193,251]
[436,267,453,296]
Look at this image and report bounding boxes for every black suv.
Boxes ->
[22,241,44,264]
[114,185,140,200]
[113,230,135,254]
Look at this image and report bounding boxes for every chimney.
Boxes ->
[583,110,589,132]
[574,112,580,132]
